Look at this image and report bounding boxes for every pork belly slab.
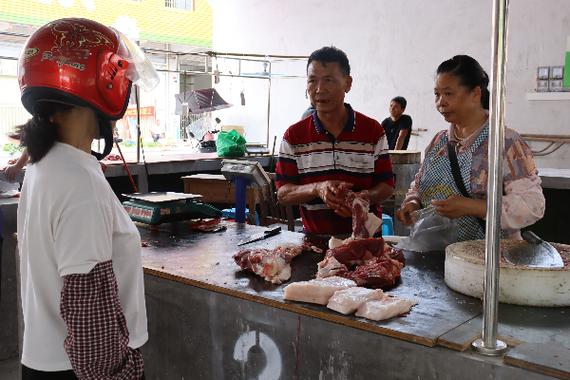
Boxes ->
[283,276,357,305]
[355,296,418,321]
[326,287,385,315]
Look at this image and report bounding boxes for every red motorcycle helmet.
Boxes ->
[18,17,158,120]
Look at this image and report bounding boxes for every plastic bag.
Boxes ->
[396,206,459,252]
[216,130,246,157]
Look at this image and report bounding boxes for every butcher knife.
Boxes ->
[237,225,282,246]
[503,231,564,268]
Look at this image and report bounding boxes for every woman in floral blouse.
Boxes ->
[396,55,544,241]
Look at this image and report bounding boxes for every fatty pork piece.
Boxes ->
[233,244,305,284]
[348,256,404,288]
[283,276,357,305]
[327,287,385,315]
[355,296,418,321]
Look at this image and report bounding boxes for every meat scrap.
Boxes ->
[283,276,356,305]
[233,243,320,284]
[317,256,350,279]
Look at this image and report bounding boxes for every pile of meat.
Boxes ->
[317,238,404,288]
[317,190,405,289]
[233,190,404,288]
[233,243,322,284]
[283,277,417,321]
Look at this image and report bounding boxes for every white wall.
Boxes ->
[211,0,570,168]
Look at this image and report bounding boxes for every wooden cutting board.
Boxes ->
[445,240,570,306]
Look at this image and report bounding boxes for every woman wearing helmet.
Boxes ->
[17,18,158,379]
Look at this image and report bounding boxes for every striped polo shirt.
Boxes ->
[275,104,394,235]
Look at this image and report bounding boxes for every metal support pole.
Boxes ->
[135,84,141,164]
[472,0,509,356]
[234,177,249,224]
[266,61,272,148]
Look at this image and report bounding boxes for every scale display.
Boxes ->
[220,159,271,188]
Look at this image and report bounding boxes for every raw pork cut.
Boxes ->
[326,287,384,315]
[325,238,385,265]
[317,238,404,289]
[233,243,320,284]
[348,257,404,288]
[334,189,382,239]
[283,276,357,305]
[316,256,350,279]
[346,192,382,238]
[355,296,417,321]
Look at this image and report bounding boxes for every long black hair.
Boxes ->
[17,102,72,163]
[436,55,490,110]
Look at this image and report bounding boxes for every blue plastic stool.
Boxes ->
[382,214,394,236]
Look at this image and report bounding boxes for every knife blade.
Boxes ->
[237,225,282,246]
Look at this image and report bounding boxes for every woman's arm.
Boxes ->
[60,260,144,379]
[501,175,545,230]
[500,129,545,229]
[2,148,28,182]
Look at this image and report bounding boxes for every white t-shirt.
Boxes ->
[17,142,148,371]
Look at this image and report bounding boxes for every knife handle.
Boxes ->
[264,225,282,235]
[522,230,543,245]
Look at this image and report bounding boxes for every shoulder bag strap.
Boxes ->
[447,142,486,231]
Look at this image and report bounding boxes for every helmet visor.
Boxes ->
[114,29,160,91]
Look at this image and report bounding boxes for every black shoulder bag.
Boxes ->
[446,142,486,231]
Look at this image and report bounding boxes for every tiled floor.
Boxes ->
[0,357,19,380]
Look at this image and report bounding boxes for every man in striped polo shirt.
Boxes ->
[276,46,395,236]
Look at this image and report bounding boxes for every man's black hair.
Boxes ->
[391,96,407,110]
[307,46,350,75]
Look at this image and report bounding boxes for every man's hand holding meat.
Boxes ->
[316,181,353,217]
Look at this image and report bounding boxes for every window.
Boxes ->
[165,0,193,11]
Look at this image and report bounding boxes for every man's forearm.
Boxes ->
[277,183,319,205]
[395,131,408,150]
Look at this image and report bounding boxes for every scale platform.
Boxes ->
[123,192,222,225]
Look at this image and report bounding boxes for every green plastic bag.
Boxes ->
[216,129,246,157]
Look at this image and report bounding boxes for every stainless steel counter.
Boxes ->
[539,168,570,190]
[140,222,569,379]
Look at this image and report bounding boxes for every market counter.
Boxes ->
[140,222,570,380]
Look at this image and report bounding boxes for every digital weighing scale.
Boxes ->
[220,159,272,223]
[123,192,222,225]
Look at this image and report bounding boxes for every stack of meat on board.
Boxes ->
[283,276,417,321]
[233,190,405,292]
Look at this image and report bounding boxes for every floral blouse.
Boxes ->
[404,121,545,239]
